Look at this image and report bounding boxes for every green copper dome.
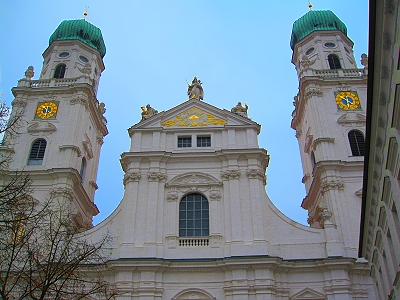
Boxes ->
[290,10,347,50]
[49,19,106,58]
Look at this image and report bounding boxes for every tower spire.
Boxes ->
[308,1,313,10]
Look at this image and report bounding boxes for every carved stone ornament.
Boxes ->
[295,129,302,138]
[24,66,34,80]
[304,128,313,154]
[337,84,352,92]
[140,104,158,121]
[304,88,323,101]
[77,62,92,75]
[231,102,249,118]
[246,169,266,185]
[82,134,93,160]
[50,187,74,200]
[221,169,241,180]
[43,94,57,102]
[123,172,141,185]
[96,135,104,145]
[300,55,316,69]
[209,190,221,200]
[162,107,226,127]
[11,98,27,108]
[319,207,333,221]
[320,180,344,195]
[70,96,88,108]
[27,121,57,135]
[186,76,204,100]
[147,172,167,181]
[167,191,179,202]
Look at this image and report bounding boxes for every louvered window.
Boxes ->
[27,139,47,165]
[179,193,209,237]
[348,130,365,156]
[328,54,341,69]
[53,64,66,79]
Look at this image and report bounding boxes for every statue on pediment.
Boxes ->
[141,104,158,121]
[231,102,248,118]
[187,76,204,100]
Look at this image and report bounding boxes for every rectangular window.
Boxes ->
[178,137,191,148]
[197,136,211,147]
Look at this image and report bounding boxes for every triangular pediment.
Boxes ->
[290,287,325,299]
[337,113,366,125]
[129,99,260,131]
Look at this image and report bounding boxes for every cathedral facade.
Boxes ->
[2,8,377,300]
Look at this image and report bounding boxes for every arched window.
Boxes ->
[348,130,365,156]
[27,138,47,165]
[328,54,341,69]
[53,63,66,78]
[79,157,86,181]
[179,193,209,237]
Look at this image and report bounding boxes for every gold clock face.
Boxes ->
[335,91,360,110]
[36,101,58,119]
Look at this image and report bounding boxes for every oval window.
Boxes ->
[79,55,89,63]
[305,47,315,55]
[58,52,70,58]
[324,42,336,48]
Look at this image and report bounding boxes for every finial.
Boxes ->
[83,6,89,20]
[308,1,313,10]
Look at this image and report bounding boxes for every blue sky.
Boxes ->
[0,1,368,225]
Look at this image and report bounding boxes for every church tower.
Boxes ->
[2,19,108,230]
[290,9,368,257]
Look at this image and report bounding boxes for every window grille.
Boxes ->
[179,193,209,237]
[28,139,47,165]
[348,130,365,156]
[197,136,211,147]
[178,137,192,148]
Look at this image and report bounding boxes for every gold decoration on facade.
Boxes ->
[162,107,227,127]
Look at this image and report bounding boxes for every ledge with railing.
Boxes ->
[17,76,93,88]
[178,237,210,247]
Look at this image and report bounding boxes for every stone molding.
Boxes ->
[58,145,82,157]
[312,137,335,151]
[246,169,267,185]
[147,172,167,181]
[50,187,74,200]
[221,169,241,180]
[96,135,104,145]
[209,190,221,201]
[123,172,141,185]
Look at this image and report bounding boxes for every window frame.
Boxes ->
[327,54,342,69]
[27,138,47,165]
[348,129,365,156]
[179,193,210,237]
[53,63,67,79]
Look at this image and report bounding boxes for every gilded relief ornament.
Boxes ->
[162,107,226,127]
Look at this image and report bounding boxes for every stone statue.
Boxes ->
[25,66,34,80]
[187,76,204,100]
[98,102,106,114]
[231,102,248,118]
[361,53,368,69]
[141,104,158,121]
